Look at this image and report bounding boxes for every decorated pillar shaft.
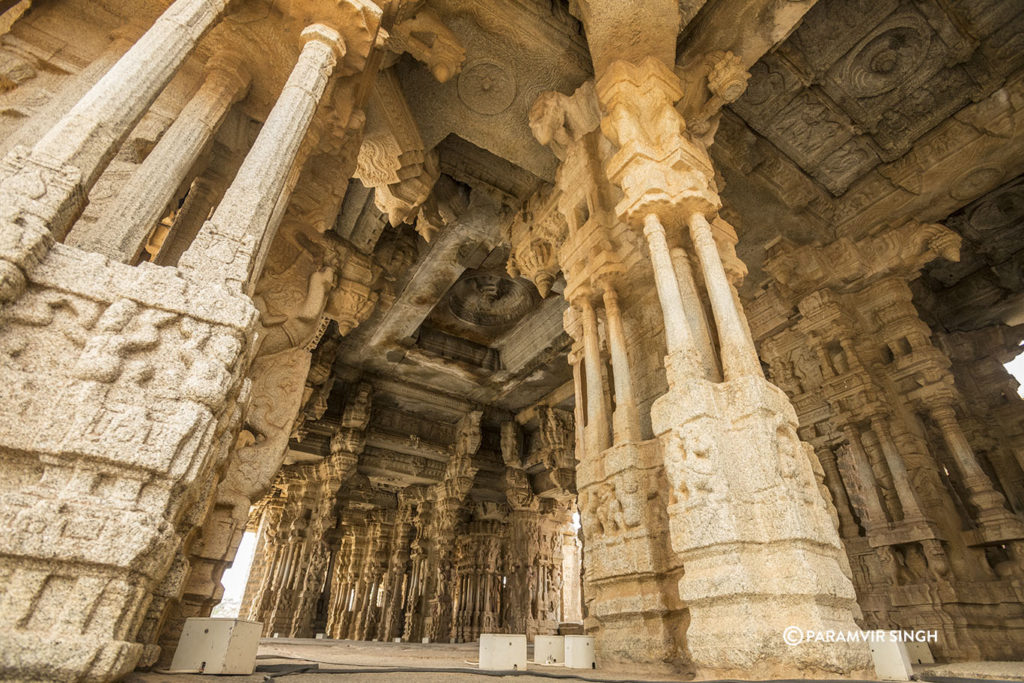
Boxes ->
[68,53,251,262]
[178,24,344,292]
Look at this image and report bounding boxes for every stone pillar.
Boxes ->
[568,345,587,454]
[577,295,611,453]
[670,246,719,381]
[178,24,344,293]
[687,211,761,379]
[594,56,870,677]
[819,448,861,539]
[930,403,1021,527]
[153,174,225,266]
[0,0,231,302]
[601,283,640,443]
[842,427,889,530]
[870,417,926,521]
[68,53,250,262]
[0,35,133,160]
[642,213,699,382]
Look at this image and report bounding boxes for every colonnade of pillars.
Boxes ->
[752,232,1024,659]
[240,487,580,644]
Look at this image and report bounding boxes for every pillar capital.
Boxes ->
[308,0,383,77]
[596,58,720,226]
[301,23,346,60]
[205,48,252,94]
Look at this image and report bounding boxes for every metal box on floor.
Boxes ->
[479,633,527,670]
[169,617,263,675]
[564,635,596,669]
[534,635,564,665]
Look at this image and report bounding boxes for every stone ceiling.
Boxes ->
[728,0,1024,196]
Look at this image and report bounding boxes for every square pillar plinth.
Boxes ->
[652,375,873,678]
[0,248,257,681]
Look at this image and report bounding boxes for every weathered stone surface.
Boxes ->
[2,0,1024,679]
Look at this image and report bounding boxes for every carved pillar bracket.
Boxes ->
[596,57,719,228]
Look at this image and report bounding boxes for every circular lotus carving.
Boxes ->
[448,273,536,328]
[841,17,931,98]
[950,166,1003,201]
[457,59,517,115]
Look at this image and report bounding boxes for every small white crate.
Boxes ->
[869,639,913,681]
[564,635,595,669]
[479,633,527,670]
[905,641,934,665]
[534,635,564,665]
[169,617,262,675]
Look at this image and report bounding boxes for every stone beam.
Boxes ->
[571,0,680,75]
[675,0,818,122]
[347,189,503,358]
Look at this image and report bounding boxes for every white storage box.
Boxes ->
[479,633,527,670]
[869,638,913,681]
[905,641,934,665]
[534,635,564,665]
[169,617,262,675]
[564,635,596,669]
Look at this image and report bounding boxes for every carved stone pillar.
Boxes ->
[687,211,760,379]
[642,214,700,383]
[0,0,231,304]
[870,416,926,521]
[67,53,250,262]
[152,173,225,266]
[842,427,889,531]
[0,35,133,160]
[593,56,869,677]
[669,246,719,381]
[576,295,611,453]
[178,24,344,293]
[930,402,1023,534]
[600,283,640,443]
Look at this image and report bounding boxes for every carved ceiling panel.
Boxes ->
[729,0,1024,196]
[398,0,591,183]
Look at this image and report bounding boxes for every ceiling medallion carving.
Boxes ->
[457,59,517,115]
[448,273,536,327]
[840,17,932,99]
[967,180,1024,231]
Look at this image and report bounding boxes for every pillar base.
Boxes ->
[0,632,141,683]
[0,245,257,682]
[652,375,873,677]
[577,441,687,671]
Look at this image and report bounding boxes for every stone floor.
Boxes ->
[125,638,1024,682]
